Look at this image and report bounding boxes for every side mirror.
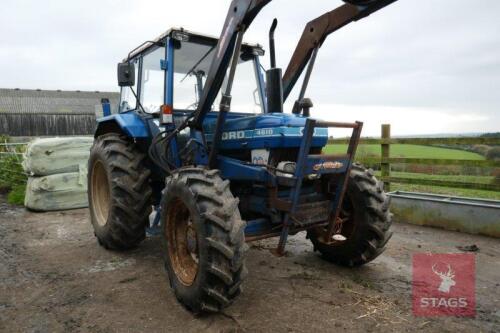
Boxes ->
[117,62,135,87]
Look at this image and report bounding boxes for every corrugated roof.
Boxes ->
[0,88,120,114]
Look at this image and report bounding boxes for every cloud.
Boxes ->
[313,104,493,137]
[1,0,499,135]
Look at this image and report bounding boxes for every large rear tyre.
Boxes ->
[161,168,248,314]
[88,134,152,250]
[307,163,392,266]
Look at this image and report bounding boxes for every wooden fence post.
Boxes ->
[381,124,391,192]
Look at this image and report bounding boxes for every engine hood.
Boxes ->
[203,113,328,150]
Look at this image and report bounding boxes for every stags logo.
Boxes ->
[413,253,475,317]
[432,263,455,293]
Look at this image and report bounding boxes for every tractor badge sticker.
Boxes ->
[313,161,344,171]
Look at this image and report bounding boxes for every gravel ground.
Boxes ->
[0,195,499,332]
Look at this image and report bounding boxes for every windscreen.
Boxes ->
[173,39,263,113]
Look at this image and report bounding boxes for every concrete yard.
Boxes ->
[0,195,499,332]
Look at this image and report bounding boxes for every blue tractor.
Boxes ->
[89,0,396,313]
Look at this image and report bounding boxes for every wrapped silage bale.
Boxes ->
[24,166,88,211]
[22,137,93,176]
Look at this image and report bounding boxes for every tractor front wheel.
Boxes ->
[88,134,152,250]
[161,168,248,314]
[308,163,392,266]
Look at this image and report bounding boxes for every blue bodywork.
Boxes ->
[97,112,150,138]
[95,109,342,240]
[204,113,328,150]
[96,111,329,150]
[96,30,360,242]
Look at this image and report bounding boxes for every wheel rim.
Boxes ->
[91,160,111,227]
[165,198,199,286]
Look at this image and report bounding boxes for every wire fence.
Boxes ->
[0,140,28,189]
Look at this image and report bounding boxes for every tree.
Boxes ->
[486,147,500,161]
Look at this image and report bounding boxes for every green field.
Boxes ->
[325,144,499,200]
[324,144,485,160]
[379,171,493,184]
[374,171,499,200]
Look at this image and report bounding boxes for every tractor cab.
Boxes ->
[113,28,328,164]
[119,28,266,117]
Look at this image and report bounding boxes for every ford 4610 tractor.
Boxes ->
[89,0,396,313]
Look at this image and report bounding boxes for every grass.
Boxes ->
[379,171,493,185]
[325,144,498,200]
[374,171,499,200]
[7,184,26,205]
[0,146,27,205]
[325,144,485,160]
[389,183,500,200]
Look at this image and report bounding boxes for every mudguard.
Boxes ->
[95,112,150,138]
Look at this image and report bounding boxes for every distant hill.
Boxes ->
[480,132,500,138]
[392,132,484,138]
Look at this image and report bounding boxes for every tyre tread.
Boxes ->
[162,168,247,313]
[88,134,152,250]
[308,164,392,266]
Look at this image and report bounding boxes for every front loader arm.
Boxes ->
[192,0,397,124]
[193,0,271,128]
[282,0,398,101]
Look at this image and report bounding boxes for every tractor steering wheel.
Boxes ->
[185,102,198,110]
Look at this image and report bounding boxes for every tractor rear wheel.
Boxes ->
[161,168,248,314]
[88,134,152,250]
[307,163,392,266]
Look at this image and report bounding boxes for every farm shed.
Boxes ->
[0,88,119,137]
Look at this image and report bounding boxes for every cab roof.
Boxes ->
[125,28,264,62]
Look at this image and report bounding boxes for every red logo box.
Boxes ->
[412,253,475,317]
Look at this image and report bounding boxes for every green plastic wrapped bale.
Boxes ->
[24,168,88,211]
[22,137,94,176]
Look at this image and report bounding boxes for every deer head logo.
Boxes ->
[432,263,456,293]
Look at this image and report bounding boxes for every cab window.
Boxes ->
[215,57,263,114]
[140,47,165,113]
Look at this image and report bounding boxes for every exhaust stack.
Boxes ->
[266,18,283,113]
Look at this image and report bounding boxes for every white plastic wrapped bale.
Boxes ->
[22,137,94,176]
[24,167,88,211]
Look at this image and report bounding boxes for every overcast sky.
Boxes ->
[1,0,499,136]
